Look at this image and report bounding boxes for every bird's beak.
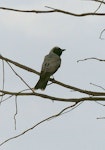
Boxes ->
[62,49,66,52]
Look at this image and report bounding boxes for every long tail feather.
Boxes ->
[34,78,48,90]
[34,73,50,90]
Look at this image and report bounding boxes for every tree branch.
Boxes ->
[93,0,104,13]
[0,6,105,16]
[90,0,105,5]
[1,89,105,102]
[1,55,105,97]
[77,57,105,62]
[0,55,39,75]
[14,96,18,130]
[0,59,5,104]
[99,29,105,39]
[0,7,54,13]
[0,102,84,147]
[90,82,105,91]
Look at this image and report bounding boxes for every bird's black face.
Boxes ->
[53,47,65,56]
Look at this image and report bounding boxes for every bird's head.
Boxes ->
[50,46,65,56]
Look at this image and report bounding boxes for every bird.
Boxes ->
[34,46,65,90]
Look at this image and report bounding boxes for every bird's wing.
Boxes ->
[41,53,61,76]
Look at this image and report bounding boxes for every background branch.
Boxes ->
[0,7,54,13]
[77,57,105,62]
[0,102,82,147]
[0,59,5,104]
[0,55,39,75]
[93,0,104,12]
[90,82,105,91]
[90,0,105,5]
[0,6,105,16]
[99,29,105,39]
[14,96,18,130]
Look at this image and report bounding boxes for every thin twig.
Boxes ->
[0,55,39,75]
[0,58,5,104]
[97,117,105,119]
[0,7,54,13]
[90,83,105,91]
[1,89,32,103]
[0,102,80,146]
[89,0,105,5]
[94,0,104,13]
[14,96,18,130]
[1,95,14,103]
[60,101,83,115]
[95,101,105,106]
[99,29,105,39]
[6,62,34,93]
[77,57,105,62]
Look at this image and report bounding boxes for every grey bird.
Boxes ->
[34,46,65,90]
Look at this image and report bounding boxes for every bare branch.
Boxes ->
[94,0,104,13]
[95,101,105,106]
[6,62,34,93]
[1,89,105,102]
[0,102,81,146]
[14,96,18,130]
[99,29,105,39]
[90,82,105,91]
[0,55,39,75]
[90,0,105,5]
[45,6,105,16]
[97,117,105,119]
[61,101,83,115]
[50,79,103,96]
[0,7,54,13]
[77,57,105,62]
[0,59,5,104]
[1,95,13,103]
[0,6,105,16]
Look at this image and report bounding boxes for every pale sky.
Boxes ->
[0,0,105,150]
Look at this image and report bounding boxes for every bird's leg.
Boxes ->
[47,75,55,86]
[47,82,53,86]
[51,75,55,80]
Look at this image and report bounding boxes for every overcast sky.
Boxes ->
[0,0,105,150]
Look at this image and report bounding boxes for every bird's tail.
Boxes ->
[34,75,50,90]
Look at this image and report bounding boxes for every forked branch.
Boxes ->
[0,102,82,147]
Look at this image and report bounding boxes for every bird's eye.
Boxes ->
[58,48,61,51]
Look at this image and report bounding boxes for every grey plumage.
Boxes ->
[34,46,65,90]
